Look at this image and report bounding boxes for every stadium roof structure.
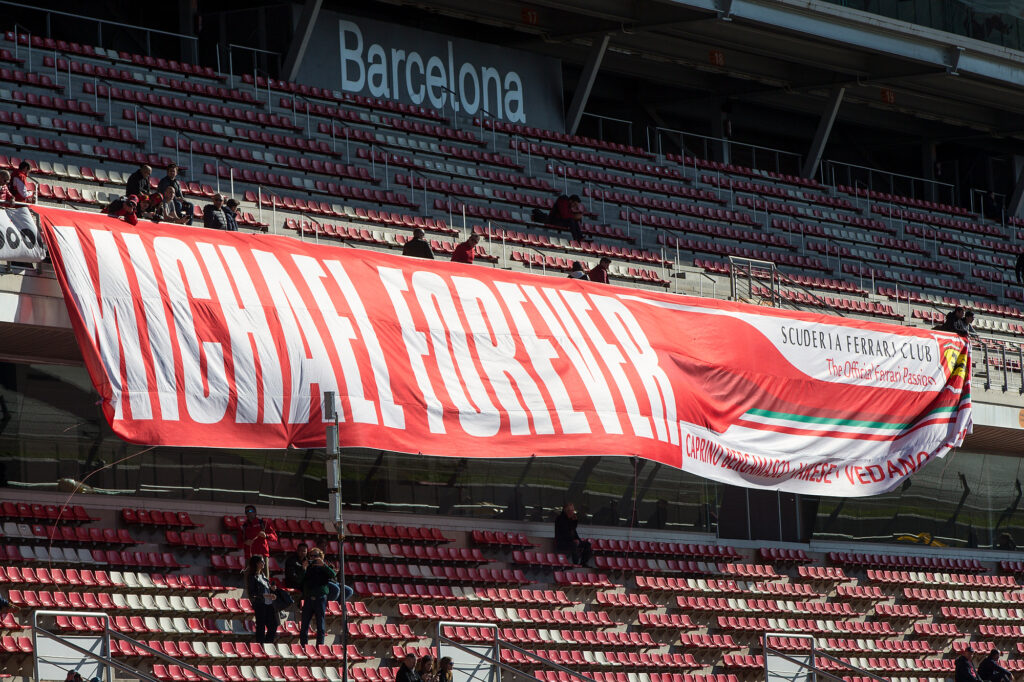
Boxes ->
[376,0,1024,150]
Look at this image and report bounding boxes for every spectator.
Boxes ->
[102,195,140,226]
[298,547,336,647]
[0,171,12,206]
[554,503,592,567]
[402,228,435,259]
[939,306,965,334]
[979,650,1012,682]
[416,655,437,682]
[567,261,586,279]
[157,163,193,224]
[283,542,307,619]
[396,654,421,682]
[437,657,454,682]
[646,498,669,529]
[239,504,277,577]
[963,311,980,340]
[244,555,278,643]
[956,650,982,682]
[154,186,189,225]
[125,164,152,198]
[10,161,35,203]
[223,198,240,231]
[588,257,612,284]
[539,194,585,241]
[203,193,232,230]
[1016,253,1024,286]
[136,191,163,221]
[451,234,481,264]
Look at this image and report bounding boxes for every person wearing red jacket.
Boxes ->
[240,504,277,577]
[451,234,481,264]
[588,257,612,284]
[10,162,35,203]
[103,195,141,226]
[0,171,13,206]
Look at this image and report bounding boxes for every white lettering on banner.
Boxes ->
[593,295,678,445]
[122,233,179,421]
[494,282,590,435]
[324,260,405,429]
[412,271,500,438]
[253,250,339,424]
[378,266,446,434]
[453,276,555,436]
[154,237,229,424]
[338,19,525,122]
[523,285,623,435]
[562,291,653,440]
[200,243,283,425]
[294,254,377,425]
[58,227,152,420]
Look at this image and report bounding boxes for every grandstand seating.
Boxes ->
[3,493,1024,682]
[5,27,1024,366]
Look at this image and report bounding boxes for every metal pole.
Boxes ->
[230,168,235,198]
[324,391,348,682]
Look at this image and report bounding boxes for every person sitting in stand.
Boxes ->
[102,195,140,226]
[223,198,240,231]
[554,503,592,567]
[396,653,421,682]
[10,161,35,203]
[0,171,14,206]
[154,186,189,224]
[588,257,612,284]
[963,310,981,340]
[537,193,585,241]
[416,655,437,682]
[402,228,435,259]
[125,164,152,199]
[979,649,1012,682]
[451,234,481,264]
[203,193,233,229]
[567,261,587,279]
[157,163,193,224]
[955,649,982,682]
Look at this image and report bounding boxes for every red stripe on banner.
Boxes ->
[33,206,973,496]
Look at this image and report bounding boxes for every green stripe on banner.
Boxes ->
[744,406,955,430]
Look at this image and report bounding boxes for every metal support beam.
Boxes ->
[281,0,323,82]
[1008,157,1024,219]
[566,34,610,135]
[801,86,845,179]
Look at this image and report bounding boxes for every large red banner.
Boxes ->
[36,206,971,496]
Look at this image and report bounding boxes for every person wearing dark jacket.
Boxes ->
[157,164,193,224]
[402,228,434,259]
[956,652,982,682]
[588,257,611,284]
[125,165,152,199]
[541,194,584,240]
[451,234,480,264]
[396,654,421,682]
[1016,253,1024,285]
[244,555,278,643]
[554,503,592,567]
[298,547,336,646]
[203,194,232,230]
[223,198,240,231]
[979,650,1011,682]
[567,262,586,279]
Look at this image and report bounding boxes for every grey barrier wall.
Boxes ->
[297,10,565,131]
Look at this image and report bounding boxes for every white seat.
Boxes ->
[33,546,50,562]
[169,596,187,612]
[154,595,173,612]
[140,594,159,612]
[66,165,82,180]
[126,594,145,611]
[144,616,161,632]
[172,617,190,633]
[93,168,110,183]
[157,616,176,633]
[137,573,156,590]
[110,593,129,609]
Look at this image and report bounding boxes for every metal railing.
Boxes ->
[3,1,199,63]
[974,333,1024,395]
[651,126,803,176]
[821,159,956,208]
[580,112,634,147]
[31,611,223,682]
[763,632,888,682]
[728,256,779,305]
[436,621,598,682]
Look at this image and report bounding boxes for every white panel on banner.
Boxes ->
[297,11,564,130]
[36,206,973,497]
[1,207,47,262]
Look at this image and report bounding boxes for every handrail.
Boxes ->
[763,632,888,682]
[33,625,156,682]
[106,629,225,682]
[436,621,598,682]
[1,1,199,42]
